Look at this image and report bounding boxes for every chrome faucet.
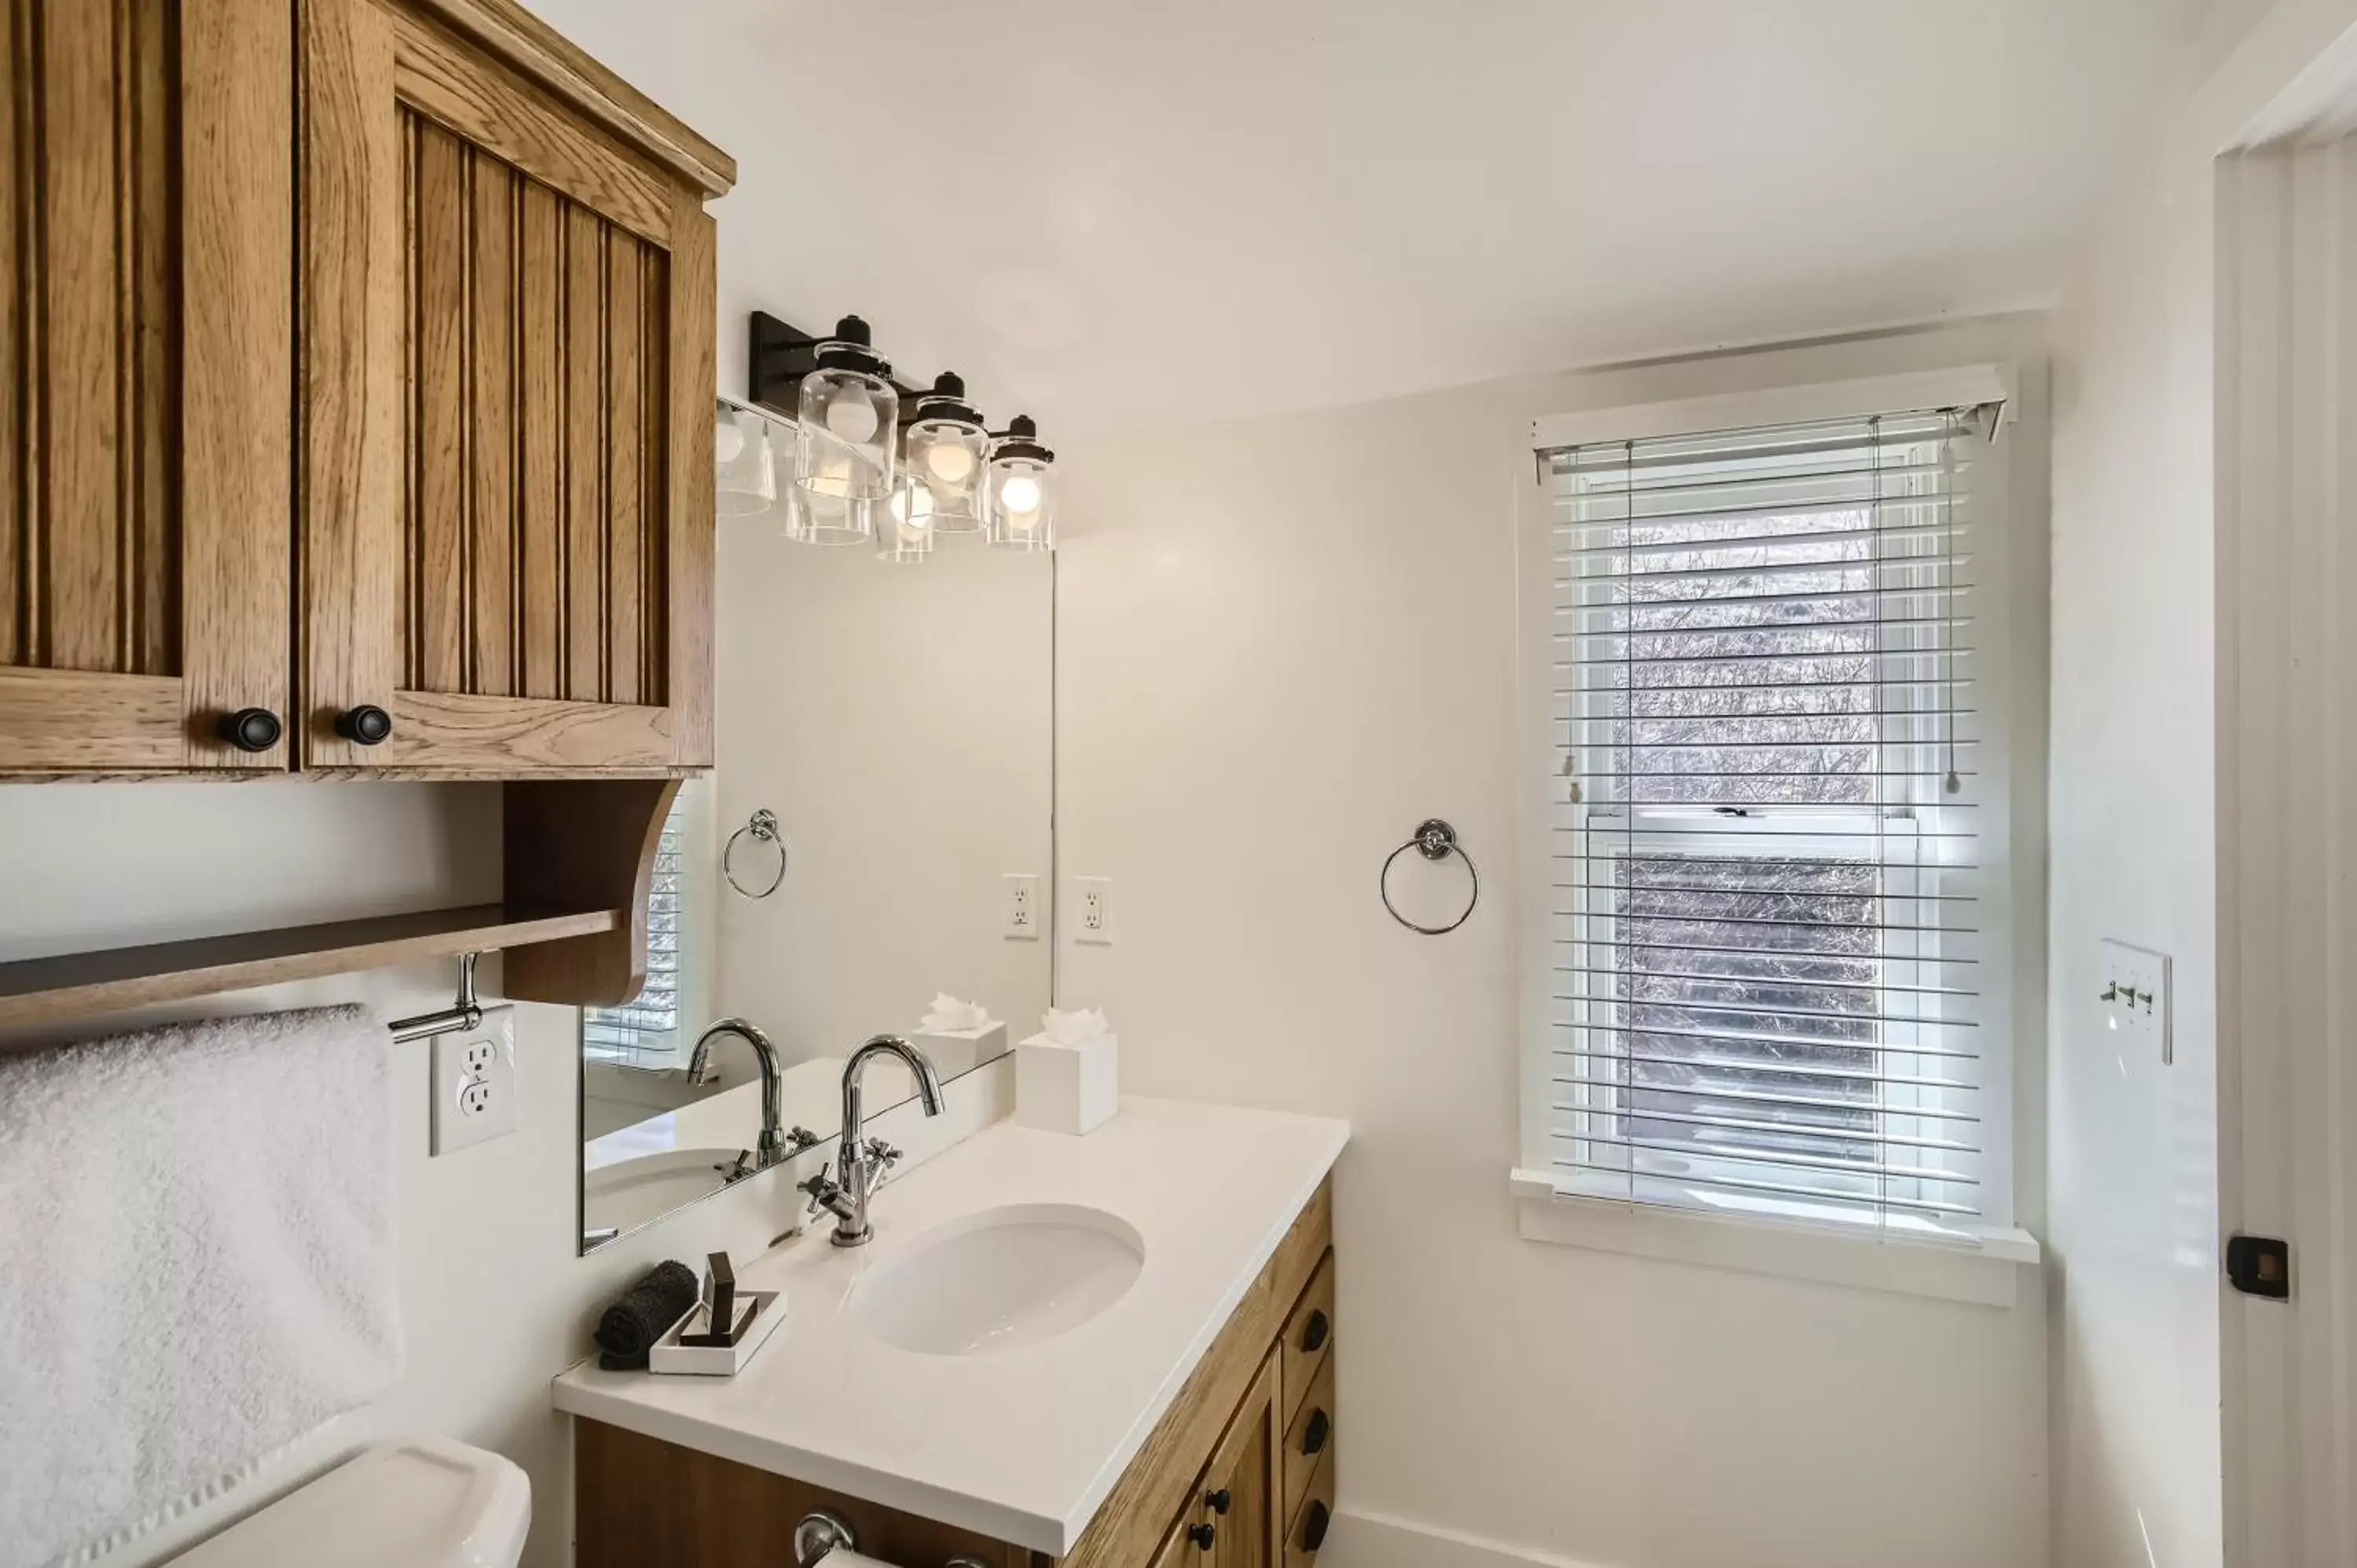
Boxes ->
[687,1017,813,1171]
[798,1035,945,1247]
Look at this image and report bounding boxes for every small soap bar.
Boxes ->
[1016,1033,1119,1136]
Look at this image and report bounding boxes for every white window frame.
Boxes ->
[1513,367,2040,1306]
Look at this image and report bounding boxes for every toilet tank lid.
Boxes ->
[170,1438,530,1568]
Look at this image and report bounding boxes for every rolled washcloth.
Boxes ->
[595,1260,700,1370]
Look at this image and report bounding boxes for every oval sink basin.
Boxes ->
[583,1148,737,1237]
[849,1203,1146,1356]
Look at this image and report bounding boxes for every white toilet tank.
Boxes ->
[169,1438,530,1568]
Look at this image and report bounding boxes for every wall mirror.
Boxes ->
[577,515,1053,1252]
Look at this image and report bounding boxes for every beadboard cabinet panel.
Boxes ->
[299,0,714,774]
[0,0,291,773]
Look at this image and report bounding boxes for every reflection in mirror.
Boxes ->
[579,506,1054,1253]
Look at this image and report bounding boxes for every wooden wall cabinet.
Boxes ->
[0,0,731,780]
[0,0,295,773]
[300,0,720,774]
[576,1181,1340,1568]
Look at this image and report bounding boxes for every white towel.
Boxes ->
[0,1004,401,1568]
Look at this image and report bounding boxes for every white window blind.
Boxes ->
[1538,408,1991,1238]
[582,793,687,1066]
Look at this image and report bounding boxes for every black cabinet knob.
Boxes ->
[216,708,281,753]
[1302,1407,1330,1456]
[1301,1501,1331,1553]
[1299,1308,1330,1354]
[1186,1522,1216,1552]
[1204,1488,1232,1515]
[335,704,394,745]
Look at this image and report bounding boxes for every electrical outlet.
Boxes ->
[1076,877,1113,944]
[1003,873,1042,940]
[432,1003,518,1155]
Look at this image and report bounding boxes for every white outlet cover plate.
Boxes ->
[432,1003,519,1155]
[1003,873,1043,940]
[1076,877,1113,945]
[2097,939,2172,1064]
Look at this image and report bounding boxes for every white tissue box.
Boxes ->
[650,1290,785,1376]
[1016,1032,1119,1135]
[913,1020,1009,1078]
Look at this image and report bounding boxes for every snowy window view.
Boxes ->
[1547,411,1983,1230]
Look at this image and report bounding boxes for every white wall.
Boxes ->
[1057,317,2052,1568]
[2041,4,2357,1566]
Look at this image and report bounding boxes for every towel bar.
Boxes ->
[388,952,483,1043]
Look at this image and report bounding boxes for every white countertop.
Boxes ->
[553,1097,1348,1553]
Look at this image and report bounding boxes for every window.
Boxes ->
[1524,394,2008,1244]
[582,790,688,1067]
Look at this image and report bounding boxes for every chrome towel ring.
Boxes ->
[1381,818,1479,936]
[724,808,787,899]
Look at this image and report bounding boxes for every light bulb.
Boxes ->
[999,474,1043,515]
[825,383,878,443]
[926,441,977,485]
[714,414,746,464]
[891,483,935,528]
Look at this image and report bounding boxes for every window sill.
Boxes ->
[1508,1168,2040,1308]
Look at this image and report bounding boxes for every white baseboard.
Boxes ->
[1321,1508,1622,1568]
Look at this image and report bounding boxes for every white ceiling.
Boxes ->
[537,0,2216,435]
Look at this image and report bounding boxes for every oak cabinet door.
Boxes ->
[0,0,292,774]
[299,0,715,773]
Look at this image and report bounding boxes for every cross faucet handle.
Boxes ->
[799,1162,845,1217]
[862,1137,903,1169]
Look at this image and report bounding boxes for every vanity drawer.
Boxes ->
[1279,1350,1333,1529]
[1281,1442,1336,1568]
[1280,1251,1334,1423]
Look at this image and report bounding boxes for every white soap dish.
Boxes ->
[650,1290,784,1376]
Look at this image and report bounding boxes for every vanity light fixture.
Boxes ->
[738,310,1060,558]
[713,397,776,517]
[904,372,990,535]
[793,315,898,515]
[984,415,1056,551]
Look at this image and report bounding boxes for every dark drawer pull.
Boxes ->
[1186,1522,1216,1552]
[335,704,394,745]
[1299,1307,1330,1354]
[1204,1488,1232,1515]
[1300,1500,1331,1552]
[1301,1407,1330,1456]
[216,708,281,753]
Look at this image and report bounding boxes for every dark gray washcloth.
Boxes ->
[595,1260,700,1370]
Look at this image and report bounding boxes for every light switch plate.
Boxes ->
[431,1003,519,1154]
[2098,939,2172,1064]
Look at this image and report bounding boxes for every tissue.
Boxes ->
[1039,1006,1113,1046]
[1019,1006,1119,1135]
[918,993,992,1033]
[912,994,1006,1077]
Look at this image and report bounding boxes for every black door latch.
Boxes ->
[2227,1235,2290,1299]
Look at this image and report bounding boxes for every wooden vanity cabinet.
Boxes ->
[0,0,295,775]
[299,0,723,773]
[575,1179,1338,1568]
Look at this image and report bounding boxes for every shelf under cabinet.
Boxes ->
[0,903,621,1028]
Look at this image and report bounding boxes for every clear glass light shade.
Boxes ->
[795,365,898,507]
[779,478,873,546]
[714,400,776,517]
[905,420,990,534]
[875,474,936,563]
[984,456,1054,551]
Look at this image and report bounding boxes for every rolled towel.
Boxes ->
[596,1260,699,1370]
